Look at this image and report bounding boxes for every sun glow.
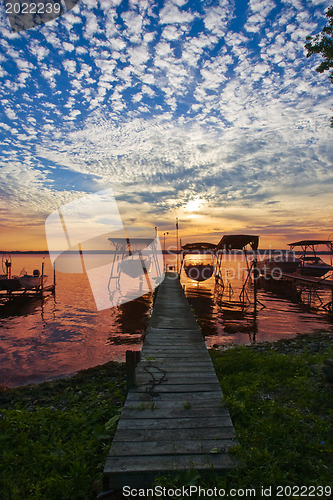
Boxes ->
[184,198,204,212]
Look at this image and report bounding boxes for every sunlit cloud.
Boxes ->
[0,0,332,249]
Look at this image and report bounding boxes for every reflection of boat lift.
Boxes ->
[107,235,162,303]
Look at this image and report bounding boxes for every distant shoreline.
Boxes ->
[1,250,332,255]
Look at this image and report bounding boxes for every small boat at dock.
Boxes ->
[0,254,47,293]
[297,256,332,278]
[288,240,333,278]
[184,262,215,281]
[181,242,216,282]
[0,271,46,292]
[257,252,301,277]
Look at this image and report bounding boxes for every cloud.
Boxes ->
[0,0,332,245]
[159,2,195,24]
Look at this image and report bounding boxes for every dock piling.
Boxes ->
[125,350,140,389]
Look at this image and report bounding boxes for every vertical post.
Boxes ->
[139,250,153,294]
[126,350,140,389]
[41,261,45,293]
[5,259,11,279]
[176,218,179,275]
[253,256,258,316]
[163,232,169,271]
[179,251,184,276]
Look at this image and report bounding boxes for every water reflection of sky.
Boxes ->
[0,255,152,387]
[177,253,333,348]
[0,253,332,387]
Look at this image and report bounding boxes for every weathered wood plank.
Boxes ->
[135,374,218,385]
[144,333,204,338]
[123,399,226,411]
[133,383,222,393]
[144,335,205,341]
[141,349,210,356]
[142,345,209,352]
[112,427,237,443]
[109,439,236,456]
[105,453,236,473]
[139,359,214,367]
[120,405,231,419]
[126,390,224,402]
[117,415,233,430]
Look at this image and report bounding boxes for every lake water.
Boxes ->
[0,253,332,387]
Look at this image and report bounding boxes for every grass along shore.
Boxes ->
[0,331,332,499]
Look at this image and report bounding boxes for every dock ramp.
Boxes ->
[103,272,237,490]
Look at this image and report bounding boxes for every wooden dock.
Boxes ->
[0,284,55,301]
[103,272,237,491]
[281,273,333,289]
[263,272,333,313]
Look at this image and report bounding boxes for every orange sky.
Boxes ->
[1,206,332,252]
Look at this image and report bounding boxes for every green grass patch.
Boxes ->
[154,334,333,498]
[0,362,126,500]
[209,334,333,491]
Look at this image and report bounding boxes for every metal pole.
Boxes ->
[163,232,169,271]
[253,256,257,316]
[41,261,45,293]
[176,218,179,274]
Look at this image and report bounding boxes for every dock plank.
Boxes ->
[120,406,231,419]
[103,272,237,490]
[113,427,237,442]
[105,454,236,474]
[133,383,222,393]
[109,439,236,456]
[126,390,224,402]
[117,415,233,430]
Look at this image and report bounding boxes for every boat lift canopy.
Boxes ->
[217,234,259,251]
[181,242,217,252]
[288,240,333,253]
[108,237,155,253]
[289,240,333,247]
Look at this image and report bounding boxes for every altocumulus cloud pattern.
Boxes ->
[0,0,332,245]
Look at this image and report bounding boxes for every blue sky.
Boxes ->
[0,0,332,250]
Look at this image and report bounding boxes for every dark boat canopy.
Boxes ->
[108,237,155,251]
[181,242,217,251]
[288,240,332,248]
[217,234,259,251]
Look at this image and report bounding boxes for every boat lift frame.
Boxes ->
[214,235,265,313]
[264,272,333,315]
[0,254,55,301]
[107,236,163,304]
